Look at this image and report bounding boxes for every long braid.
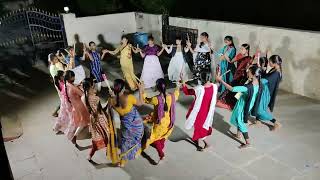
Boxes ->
[64,78,70,103]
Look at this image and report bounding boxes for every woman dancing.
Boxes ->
[217,44,252,110]
[263,55,282,112]
[82,78,118,163]
[182,72,218,151]
[143,78,180,163]
[187,32,212,82]
[216,65,261,148]
[164,36,192,82]
[217,36,237,93]
[53,70,72,134]
[83,41,108,91]
[138,35,165,89]
[254,78,282,131]
[64,70,90,146]
[106,35,140,91]
[110,79,144,167]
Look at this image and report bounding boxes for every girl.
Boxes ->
[106,35,140,91]
[110,79,144,167]
[182,72,218,151]
[83,41,108,91]
[254,78,282,131]
[187,32,212,82]
[263,55,282,112]
[82,78,118,163]
[258,56,268,76]
[48,53,64,117]
[53,70,72,134]
[217,36,237,93]
[143,78,180,163]
[164,36,192,82]
[216,65,261,148]
[138,35,165,89]
[217,44,253,110]
[64,70,90,146]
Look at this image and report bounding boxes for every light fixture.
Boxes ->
[64,6,69,13]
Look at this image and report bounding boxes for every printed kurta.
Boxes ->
[90,51,103,82]
[230,85,259,133]
[217,45,236,93]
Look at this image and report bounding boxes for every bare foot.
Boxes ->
[203,144,210,150]
[239,143,251,149]
[271,122,282,131]
[52,112,58,117]
[196,147,204,152]
[117,162,125,168]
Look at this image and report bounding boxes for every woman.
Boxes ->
[110,79,144,167]
[182,72,218,151]
[82,78,118,163]
[263,55,282,112]
[164,36,192,82]
[64,70,90,145]
[217,36,237,93]
[143,78,180,163]
[254,78,282,131]
[187,32,212,82]
[138,35,165,89]
[217,44,252,110]
[83,41,108,91]
[106,35,140,91]
[216,65,261,148]
[53,70,72,134]
[49,53,65,117]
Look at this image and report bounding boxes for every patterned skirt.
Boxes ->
[194,52,211,79]
[120,107,144,161]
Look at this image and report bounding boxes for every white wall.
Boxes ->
[135,12,162,43]
[170,17,320,100]
[62,12,137,46]
[62,12,320,99]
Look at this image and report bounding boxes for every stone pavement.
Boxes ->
[2,60,320,180]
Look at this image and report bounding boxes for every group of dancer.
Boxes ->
[48,32,283,167]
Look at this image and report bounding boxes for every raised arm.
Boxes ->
[135,82,145,106]
[216,75,233,91]
[164,44,173,54]
[187,41,196,54]
[157,46,165,56]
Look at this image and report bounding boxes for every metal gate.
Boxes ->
[162,15,198,46]
[0,8,67,65]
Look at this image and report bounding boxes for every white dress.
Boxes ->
[166,46,192,82]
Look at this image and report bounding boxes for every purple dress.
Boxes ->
[141,45,164,88]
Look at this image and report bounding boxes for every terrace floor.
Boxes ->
[2,59,320,180]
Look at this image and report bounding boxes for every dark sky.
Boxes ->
[35,0,320,31]
[170,0,320,31]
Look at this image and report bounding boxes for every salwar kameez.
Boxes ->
[217,45,236,93]
[143,89,179,158]
[230,85,259,133]
[66,82,90,139]
[255,79,274,121]
[217,55,252,110]
[89,51,103,82]
[263,69,281,112]
[54,81,72,133]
